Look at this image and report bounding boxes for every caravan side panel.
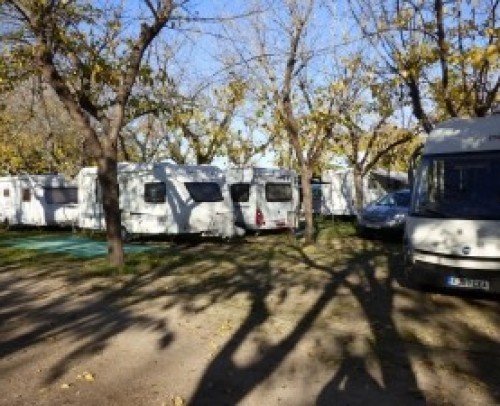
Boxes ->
[0,178,20,225]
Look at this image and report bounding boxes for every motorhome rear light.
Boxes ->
[256,208,265,226]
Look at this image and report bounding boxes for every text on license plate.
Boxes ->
[446,276,490,291]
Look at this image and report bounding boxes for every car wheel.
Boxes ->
[356,224,368,238]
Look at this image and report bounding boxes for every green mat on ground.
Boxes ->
[0,235,153,258]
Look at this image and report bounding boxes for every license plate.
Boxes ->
[446,276,490,291]
[364,223,381,229]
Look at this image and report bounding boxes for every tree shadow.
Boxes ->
[0,269,174,384]
[188,242,351,405]
[316,335,387,405]
[185,237,499,404]
[1,231,498,403]
[317,242,425,405]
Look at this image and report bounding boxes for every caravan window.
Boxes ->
[22,188,31,202]
[3,189,9,197]
[185,182,223,202]
[230,183,250,202]
[265,183,292,202]
[144,182,166,203]
[44,187,78,204]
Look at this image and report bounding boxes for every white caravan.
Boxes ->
[226,167,300,230]
[405,114,500,293]
[316,168,408,216]
[77,162,238,238]
[0,174,78,227]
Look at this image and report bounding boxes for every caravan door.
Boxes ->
[0,182,15,224]
[19,185,37,225]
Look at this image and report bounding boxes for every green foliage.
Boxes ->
[350,0,499,125]
[0,82,84,176]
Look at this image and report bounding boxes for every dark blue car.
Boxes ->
[357,189,411,234]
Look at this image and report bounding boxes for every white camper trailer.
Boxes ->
[77,162,238,238]
[405,114,500,293]
[226,167,300,230]
[0,174,78,227]
[317,168,408,216]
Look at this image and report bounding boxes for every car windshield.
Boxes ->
[393,191,410,207]
[412,152,500,220]
[375,191,410,207]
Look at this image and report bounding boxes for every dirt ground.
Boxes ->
[0,231,499,405]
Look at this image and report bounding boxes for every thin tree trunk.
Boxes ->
[353,166,364,214]
[300,165,314,244]
[98,142,124,267]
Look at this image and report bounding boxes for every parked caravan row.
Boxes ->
[78,163,239,238]
[313,168,409,216]
[0,175,78,227]
[0,165,300,238]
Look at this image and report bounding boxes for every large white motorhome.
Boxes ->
[315,168,408,216]
[77,162,239,238]
[405,114,500,293]
[226,167,300,230]
[0,174,78,227]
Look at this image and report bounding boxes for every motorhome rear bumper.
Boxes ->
[407,260,500,293]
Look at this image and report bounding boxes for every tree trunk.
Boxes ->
[300,165,314,244]
[353,166,364,214]
[97,142,124,267]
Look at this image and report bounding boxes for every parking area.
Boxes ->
[0,225,499,405]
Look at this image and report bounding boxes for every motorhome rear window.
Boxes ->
[22,188,31,202]
[265,183,292,202]
[144,182,166,203]
[230,183,250,203]
[185,182,223,202]
[44,187,78,204]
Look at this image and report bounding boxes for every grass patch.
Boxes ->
[315,216,357,242]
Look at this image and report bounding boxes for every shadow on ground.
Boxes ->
[0,227,499,404]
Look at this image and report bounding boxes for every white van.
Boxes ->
[0,175,78,227]
[226,167,299,230]
[405,114,500,293]
[77,162,239,238]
